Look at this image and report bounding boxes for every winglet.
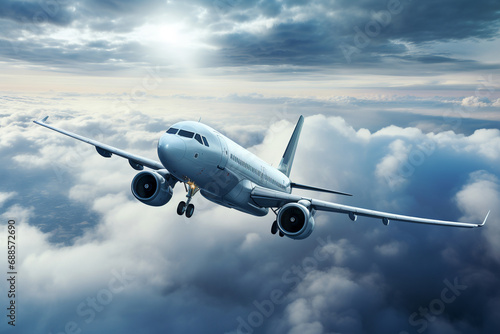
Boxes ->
[34,116,49,124]
[479,210,490,227]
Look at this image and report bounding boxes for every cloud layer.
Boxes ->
[1,1,499,332]
[1,105,499,333]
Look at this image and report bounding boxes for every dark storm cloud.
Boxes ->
[206,0,500,67]
[385,0,500,42]
[209,21,339,66]
[327,0,500,41]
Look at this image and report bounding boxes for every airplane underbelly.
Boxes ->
[194,167,239,196]
[201,179,268,217]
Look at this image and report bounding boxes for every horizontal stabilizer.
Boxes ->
[291,182,352,196]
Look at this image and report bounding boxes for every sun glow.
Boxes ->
[134,22,212,68]
[154,23,185,45]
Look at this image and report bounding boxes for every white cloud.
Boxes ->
[0,191,16,207]
[455,171,500,261]
[465,129,500,160]
[375,139,411,189]
[431,128,500,160]
[373,125,423,139]
[284,267,381,334]
[240,232,262,251]
[461,96,489,108]
[1,106,500,333]
[375,241,404,256]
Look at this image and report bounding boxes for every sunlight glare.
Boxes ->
[135,22,209,68]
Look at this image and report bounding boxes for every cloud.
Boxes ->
[206,0,500,67]
[0,0,74,26]
[0,0,499,72]
[2,91,500,333]
[375,139,411,189]
[461,96,490,107]
[0,191,16,208]
[375,241,404,256]
[1,0,499,329]
[283,267,383,334]
[455,171,500,260]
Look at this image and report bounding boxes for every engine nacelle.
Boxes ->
[131,171,173,207]
[277,202,315,240]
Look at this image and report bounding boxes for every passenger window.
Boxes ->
[178,130,195,138]
[166,127,178,134]
[194,133,203,145]
[202,136,209,147]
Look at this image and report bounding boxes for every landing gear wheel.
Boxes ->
[271,221,278,235]
[185,204,195,218]
[279,231,284,237]
[177,201,186,215]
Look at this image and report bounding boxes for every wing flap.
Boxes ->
[251,186,303,208]
[291,182,352,196]
[34,116,165,171]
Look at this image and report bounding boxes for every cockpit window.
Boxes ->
[166,127,178,134]
[178,129,195,138]
[169,128,208,145]
[202,136,209,147]
[194,133,203,145]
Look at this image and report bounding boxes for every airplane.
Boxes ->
[34,115,489,240]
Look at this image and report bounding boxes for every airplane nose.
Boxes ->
[158,134,186,164]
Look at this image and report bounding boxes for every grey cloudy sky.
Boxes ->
[1,0,500,76]
[1,1,500,334]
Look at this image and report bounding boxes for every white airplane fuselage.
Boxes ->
[157,121,291,216]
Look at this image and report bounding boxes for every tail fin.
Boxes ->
[278,115,304,177]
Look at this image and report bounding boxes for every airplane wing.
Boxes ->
[251,186,488,228]
[33,116,165,171]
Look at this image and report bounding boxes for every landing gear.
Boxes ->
[186,203,195,218]
[177,201,187,215]
[177,181,199,218]
[271,210,284,237]
[271,221,278,235]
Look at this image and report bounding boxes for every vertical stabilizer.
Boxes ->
[278,115,304,177]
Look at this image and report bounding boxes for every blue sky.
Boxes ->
[1,1,500,333]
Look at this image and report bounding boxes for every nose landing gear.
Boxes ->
[177,181,198,218]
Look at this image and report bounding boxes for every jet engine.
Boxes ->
[277,202,315,240]
[131,171,173,206]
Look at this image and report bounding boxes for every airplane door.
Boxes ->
[217,135,229,169]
